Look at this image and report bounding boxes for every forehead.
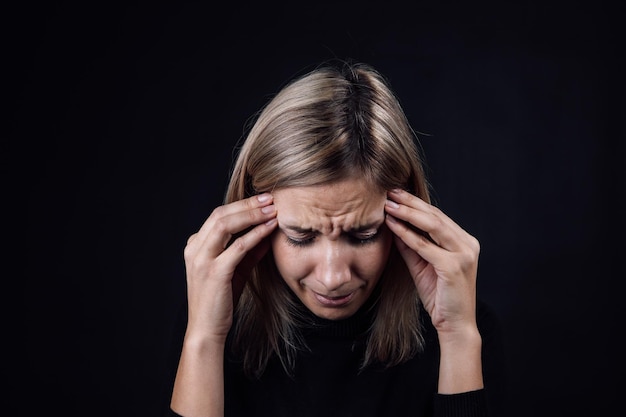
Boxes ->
[272,178,386,234]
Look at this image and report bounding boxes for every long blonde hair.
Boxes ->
[226,61,431,378]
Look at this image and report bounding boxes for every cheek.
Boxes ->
[359,232,393,275]
[270,235,309,279]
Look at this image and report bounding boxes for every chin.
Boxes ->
[304,296,364,321]
[312,308,358,321]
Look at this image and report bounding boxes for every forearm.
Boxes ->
[170,335,226,417]
[437,328,484,394]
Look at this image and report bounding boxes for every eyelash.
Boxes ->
[286,236,315,247]
[286,232,380,247]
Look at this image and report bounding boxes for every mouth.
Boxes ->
[313,291,355,307]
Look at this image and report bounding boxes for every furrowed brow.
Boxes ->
[281,225,316,234]
[348,219,384,233]
[280,219,384,234]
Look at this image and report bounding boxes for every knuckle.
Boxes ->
[459,251,475,267]
[230,236,248,253]
[183,234,199,259]
[469,236,481,255]
[242,196,254,210]
[211,205,225,218]
[247,207,261,223]
[186,233,198,246]
[429,204,443,216]
[426,213,443,231]
[414,233,430,249]
[213,218,228,234]
[183,244,194,261]
[459,245,480,269]
[461,235,480,260]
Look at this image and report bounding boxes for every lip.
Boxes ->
[313,291,355,307]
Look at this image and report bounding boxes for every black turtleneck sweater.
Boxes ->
[168,299,508,417]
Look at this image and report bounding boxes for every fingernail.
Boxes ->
[385,214,398,223]
[257,193,272,203]
[385,199,399,209]
[261,205,275,214]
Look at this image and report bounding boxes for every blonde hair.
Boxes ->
[226,61,431,378]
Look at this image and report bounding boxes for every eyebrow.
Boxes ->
[280,220,384,234]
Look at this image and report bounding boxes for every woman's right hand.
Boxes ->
[182,193,278,343]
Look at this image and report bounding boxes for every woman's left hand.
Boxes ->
[384,189,480,337]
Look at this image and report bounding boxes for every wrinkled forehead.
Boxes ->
[272,179,387,236]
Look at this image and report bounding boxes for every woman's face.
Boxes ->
[271,177,392,320]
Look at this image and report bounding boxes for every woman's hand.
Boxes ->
[384,189,480,338]
[384,189,483,393]
[172,194,278,417]
[183,193,278,343]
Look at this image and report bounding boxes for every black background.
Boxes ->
[11,1,625,416]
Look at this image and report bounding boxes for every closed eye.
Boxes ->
[284,230,380,247]
[348,231,380,245]
[286,235,316,247]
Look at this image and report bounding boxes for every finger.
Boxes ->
[218,218,278,275]
[191,197,277,258]
[385,213,449,267]
[386,215,478,294]
[392,235,438,301]
[232,233,273,304]
[208,204,277,254]
[385,190,466,252]
[387,213,480,288]
[196,193,274,239]
[392,234,428,275]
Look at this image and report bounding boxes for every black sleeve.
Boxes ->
[433,299,509,417]
[478,299,510,417]
[434,389,488,417]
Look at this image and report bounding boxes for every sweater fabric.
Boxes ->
[168,298,507,417]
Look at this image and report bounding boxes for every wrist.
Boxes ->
[437,326,483,394]
[182,330,228,353]
[437,324,482,350]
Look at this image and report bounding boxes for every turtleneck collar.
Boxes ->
[288,286,380,340]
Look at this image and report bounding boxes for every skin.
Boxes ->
[171,177,483,417]
[271,178,392,321]
[384,188,483,394]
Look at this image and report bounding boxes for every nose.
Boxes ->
[315,239,352,291]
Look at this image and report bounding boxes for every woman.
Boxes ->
[169,61,506,416]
